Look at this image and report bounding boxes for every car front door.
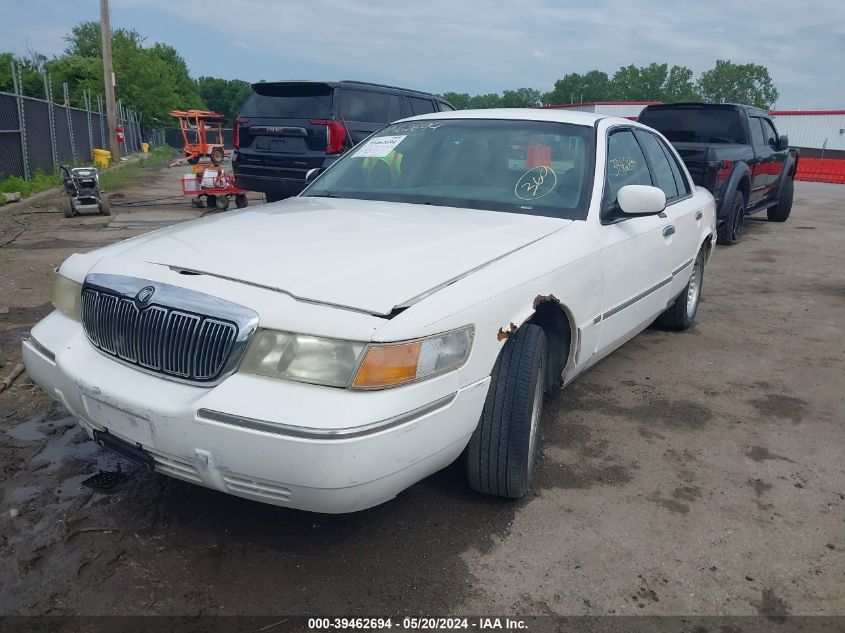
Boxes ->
[635,128,701,299]
[761,118,787,193]
[748,116,774,203]
[596,127,674,355]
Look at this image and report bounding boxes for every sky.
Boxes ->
[2,0,844,109]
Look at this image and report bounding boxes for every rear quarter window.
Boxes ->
[409,97,436,115]
[339,90,390,123]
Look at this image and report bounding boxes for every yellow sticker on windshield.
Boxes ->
[515,166,557,201]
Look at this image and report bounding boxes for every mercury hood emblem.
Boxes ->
[136,285,156,306]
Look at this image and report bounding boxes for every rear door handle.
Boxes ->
[695,210,703,220]
[663,225,676,237]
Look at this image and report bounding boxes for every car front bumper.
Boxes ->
[23,311,490,513]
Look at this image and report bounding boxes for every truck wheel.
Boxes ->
[210,147,224,165]
[717,191,745,245]
[768,177,794,222]
[655,248,704,330]
[466,324,547,499]
[62,196,75,218]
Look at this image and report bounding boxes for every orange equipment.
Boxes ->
[181,165,248,211]
[169,109,229,166]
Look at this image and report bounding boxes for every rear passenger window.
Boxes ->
[409,97,436,115]
[635,130,678,200]
[339,90,390,123]
[657,137,691,197]
[604,129,653,206]
[750,118,767,147]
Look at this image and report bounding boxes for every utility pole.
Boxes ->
[100,0,120,161]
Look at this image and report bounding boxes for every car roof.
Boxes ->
[643,102,769,116]
[394,108,612,126]
[250,80,446,100]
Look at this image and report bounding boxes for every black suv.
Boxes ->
[233,80,454,201]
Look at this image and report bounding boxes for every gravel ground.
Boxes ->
[0,168,842,618]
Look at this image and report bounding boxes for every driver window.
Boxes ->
[604,129,652,207]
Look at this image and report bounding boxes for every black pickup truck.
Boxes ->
[638,103,799,244]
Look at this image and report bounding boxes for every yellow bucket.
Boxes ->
[141,142,150,154]
[92,148,111,168]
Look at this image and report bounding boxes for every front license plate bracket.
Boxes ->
[93,429,155,471]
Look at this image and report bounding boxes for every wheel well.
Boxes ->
[736,176,750,204]
[525,299,572,390]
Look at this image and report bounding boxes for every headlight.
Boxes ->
[52,274,82,321]
[239,326,474,389]
[240,331,366,388]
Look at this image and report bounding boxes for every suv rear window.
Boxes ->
[638,108,746,144]
[240,83,333,119]
[409,97,436,115]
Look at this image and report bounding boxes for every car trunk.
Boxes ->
[235,82,337,177]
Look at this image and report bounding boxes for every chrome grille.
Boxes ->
[81,288,239,382]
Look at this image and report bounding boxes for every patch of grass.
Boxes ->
[0,147,176,199]
[99,147,176,192]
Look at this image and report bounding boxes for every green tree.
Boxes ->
[696,59,778,109]
[500,87,542,107]
[439,91,472,110]
[197,76,252,121]
[611,63,699,102]
[542,70,612,105]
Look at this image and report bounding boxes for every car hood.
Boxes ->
[106,197,573,316]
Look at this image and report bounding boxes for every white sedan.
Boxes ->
[24,109,716,513]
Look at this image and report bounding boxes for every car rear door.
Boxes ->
[748,116,774,202]
[235,82,335,175]
[635,128,701,299]
[337,89,396,144]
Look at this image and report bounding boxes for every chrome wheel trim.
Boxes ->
[686,257,702,319]
[527,360,544,473]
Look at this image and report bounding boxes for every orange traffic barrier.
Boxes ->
[795,158,845,184]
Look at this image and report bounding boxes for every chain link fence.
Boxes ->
[0,84,165,182]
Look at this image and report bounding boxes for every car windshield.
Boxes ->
[304,119,595,220]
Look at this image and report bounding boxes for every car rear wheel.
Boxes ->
[655,248,705,330]
[466,324,546,499]
[768,177,794,222]
[717,191,744,245]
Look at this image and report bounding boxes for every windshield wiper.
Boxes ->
[307,191,344,198]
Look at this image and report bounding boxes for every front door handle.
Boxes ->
[695,210,703,220]
[663,225,676,237]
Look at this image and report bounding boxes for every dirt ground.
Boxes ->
[0,165,842,618]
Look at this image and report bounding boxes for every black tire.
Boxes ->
[62,196,74,218]
[767,177,793,222]
[186,155,199,165]
[716,191,745,245]
[205,195,217,209]
[99,198,111,216]
[216,195,230,211]
[466,324,547,498]
[210,147,224,165]
[235,194,248,209]
[655,249,705,330]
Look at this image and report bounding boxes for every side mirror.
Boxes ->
[305,168,321,185]
[616,184,666,216]
[777,135,789,151]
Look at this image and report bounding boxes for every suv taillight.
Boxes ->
[311,119,347,154]
[234,118,246,149]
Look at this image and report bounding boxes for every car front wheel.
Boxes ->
[466,323,546,499]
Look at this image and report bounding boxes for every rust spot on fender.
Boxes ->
[497,323,518,341]
[533,293,560,309]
